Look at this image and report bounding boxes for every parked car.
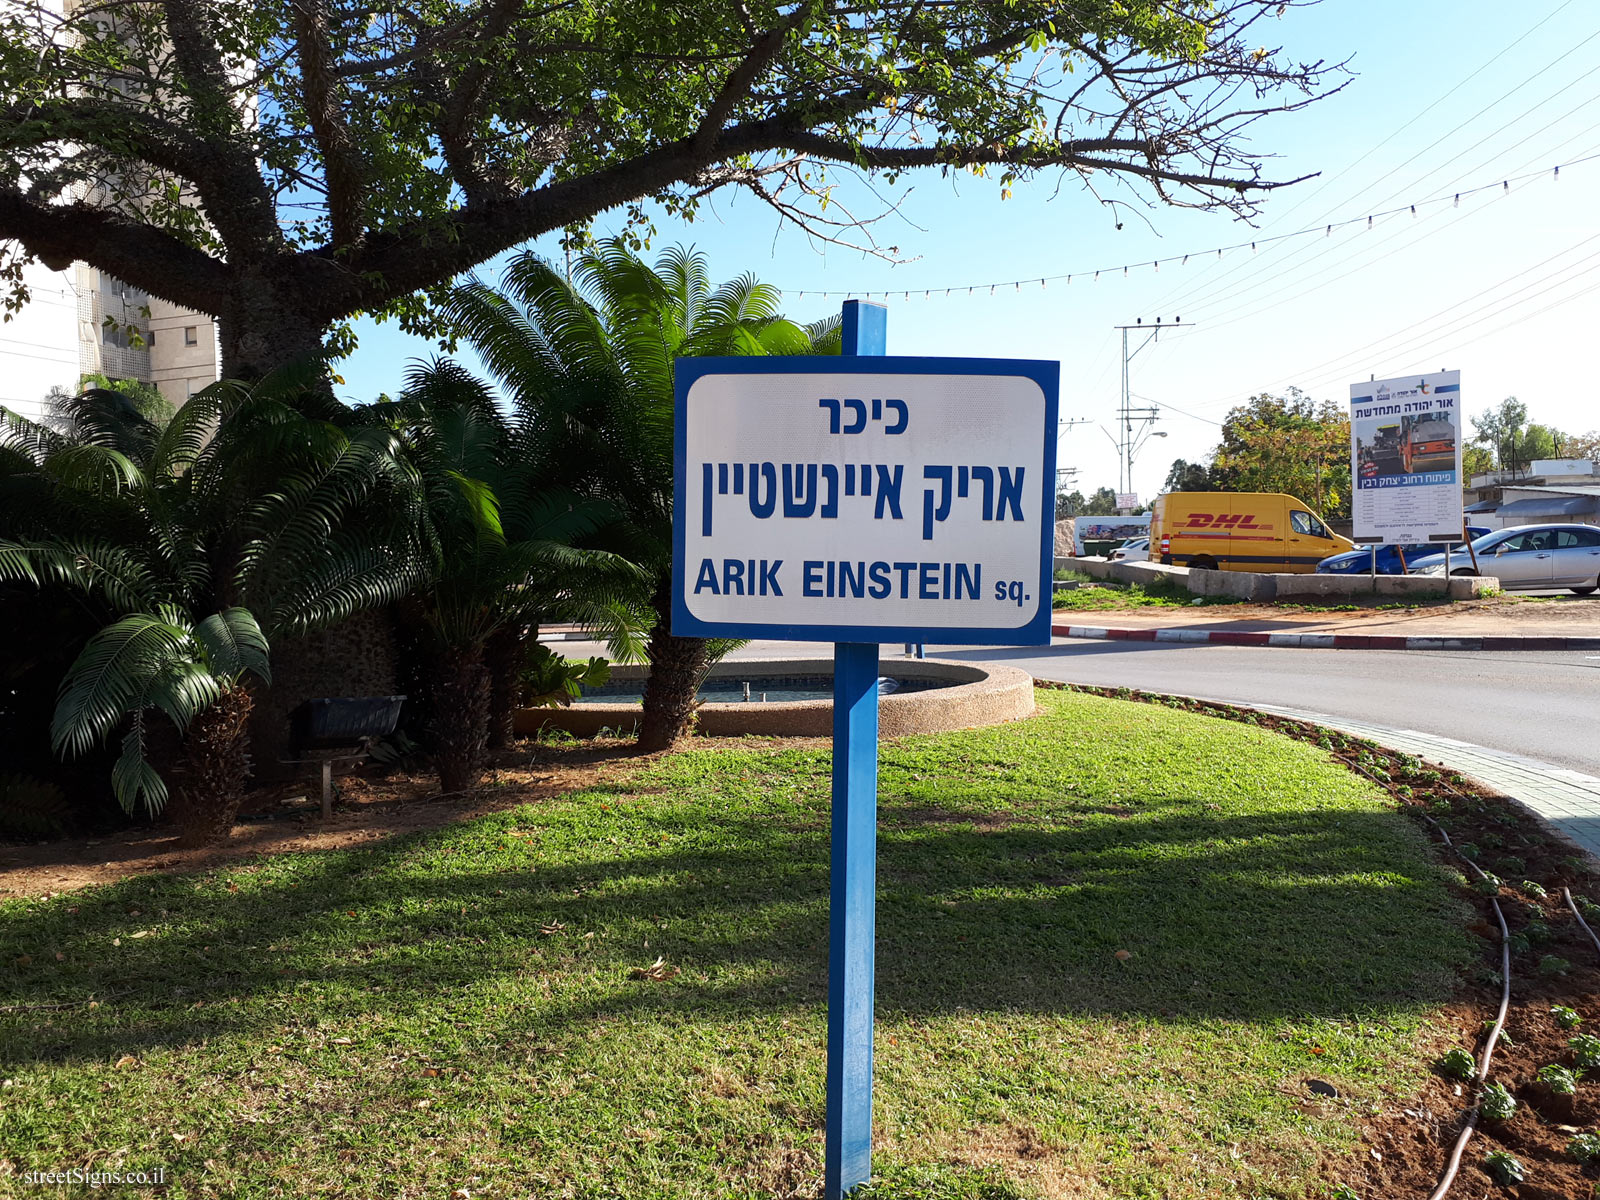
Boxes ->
[1110,537,1149,562]
[1151,491,1353,573]
[1316,527,1491,575]
[1408,523,1600,594]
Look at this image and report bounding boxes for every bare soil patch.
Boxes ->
[0,739,646,898]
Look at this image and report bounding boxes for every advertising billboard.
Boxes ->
[1350,370,1464,545]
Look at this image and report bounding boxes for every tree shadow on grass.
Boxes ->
[0,795,1472,1069]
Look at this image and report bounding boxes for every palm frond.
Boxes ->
[0,405,70,464]
[111,717,167,816]
[142,658,224,735]
[0,538,162,612]
[42,443,144,495]
[193,608,271,684]
[52,613,201,758]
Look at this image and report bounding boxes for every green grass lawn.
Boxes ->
[0,691,1471,1200]
[1052,577,1236,612]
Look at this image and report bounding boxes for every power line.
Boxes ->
[1185,233,1600,412]
[1144,2,1593,314]
[1161,78,1600,327]
[784,153,1599,301]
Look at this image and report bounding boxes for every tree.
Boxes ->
[360,365,640,793]
[1079,487,1121,516]
[0,374,424,841]
[1462,445,1493,480]
[1162,457,1215,494]
[1207,388,1350,518]
[1470,397,1528,473]
[1565,431,1600,463]
[0,2,1341,379]
[441,240,835,752]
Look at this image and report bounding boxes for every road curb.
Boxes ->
[1051,622,1600,652]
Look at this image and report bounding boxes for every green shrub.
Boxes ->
[0,774,73,840]
[1570,1132,1600,1164]
[1438,1047,1477,1080]
[1480,1081,1517,1120]
[518,645,610,708]
[1537,1064,1578,1096]
[1553,1005,1584,1030]
[1570,1033,1600,1070]
[1484,1150,1524,1185]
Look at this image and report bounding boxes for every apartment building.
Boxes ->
[1,0,221,422]
[0,254,220,423]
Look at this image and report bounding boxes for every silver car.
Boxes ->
[1110,537,1149,563]
[1410,523,1600,594]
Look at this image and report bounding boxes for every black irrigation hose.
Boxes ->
[1564,887,1600,958]
[1419,813,1514,1200]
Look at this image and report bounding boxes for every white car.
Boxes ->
[1110,537,1149,562]
[1409,523,1600,594]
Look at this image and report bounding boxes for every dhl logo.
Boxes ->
[1180,513,1270,530]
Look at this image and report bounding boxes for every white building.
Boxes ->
[0,254,220,423]
[1465,459,1600,529]
[1,0,221,422]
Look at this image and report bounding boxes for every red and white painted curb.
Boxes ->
[1051,623,1600,652]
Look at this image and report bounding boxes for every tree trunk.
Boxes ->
[637,577,709,753]
[165,685,255,847]
[431,645,491,794]
[485,624,527,750]
[217,272,336,401]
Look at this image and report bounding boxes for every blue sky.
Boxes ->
[336,0,1600,508]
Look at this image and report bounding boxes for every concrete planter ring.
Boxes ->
[513,656,1037,740]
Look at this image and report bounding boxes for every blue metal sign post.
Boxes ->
[827,299,887,1198]
[670,305,1057,1198]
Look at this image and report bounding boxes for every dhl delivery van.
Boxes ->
[1151,492,1354,573]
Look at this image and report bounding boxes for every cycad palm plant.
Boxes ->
[358,364,641,792]
[0,370,427,842]
[441,239,838,751]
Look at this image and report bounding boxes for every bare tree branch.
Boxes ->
[291,0,366,245]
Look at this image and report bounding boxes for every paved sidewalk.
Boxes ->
[1254,702,1600,862]
[1052,599,1600,651]
[1052,619,1600,651]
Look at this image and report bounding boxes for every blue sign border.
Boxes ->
[671,355,1060,645]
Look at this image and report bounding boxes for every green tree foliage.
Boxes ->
[1469,397,1562,473]
[78,373,171,429]
[356,364,642,791]
[438,240,836,751]
[1080,486,1121,516]
[0,374,425,833]
[1162,457,1216,494]
[0,1,1340,378]
[1564,430,1600,463]
[1054,486,1121,517]
[1207,388,1351,518]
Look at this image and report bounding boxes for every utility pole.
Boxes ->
[1053,418,1089,518]
[1111,317,1193,506]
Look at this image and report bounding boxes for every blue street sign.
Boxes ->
[670,301,1058,1197]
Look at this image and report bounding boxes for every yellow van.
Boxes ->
[1150,492,1354,573]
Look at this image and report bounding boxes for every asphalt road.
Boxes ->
[553,635,1600,775]
[940,641,1600,775]
[692,637,1600,776]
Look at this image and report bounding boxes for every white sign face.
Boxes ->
[1350,371,1464,545]
[1114,492,1139,511]
[672,358,1058,644]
